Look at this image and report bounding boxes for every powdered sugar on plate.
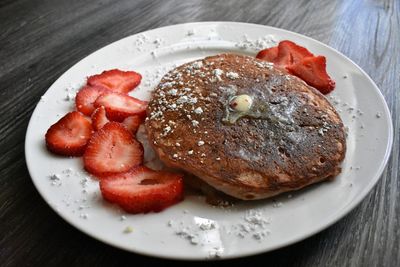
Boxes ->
[47,168,99,219]
[228,209,271,240]
[166,207,273,258]
[235,34,278,50]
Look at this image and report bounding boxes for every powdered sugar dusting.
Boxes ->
[226,71,239,80]
[167,207,272,258]
[47,167,101,220]
[229,209,271,240]
[168,216,224,257]
[235,34,278,50]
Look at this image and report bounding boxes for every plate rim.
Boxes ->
[24,21,394,260]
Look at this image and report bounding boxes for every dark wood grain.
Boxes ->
[0,0,399,266]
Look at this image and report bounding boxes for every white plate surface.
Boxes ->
[25,22,393,260]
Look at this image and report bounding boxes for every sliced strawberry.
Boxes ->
[100,166,184,214]
[287,56,336,94]
[75,85,109,116]
[273,40,314,68]
[256,46,278,62]
[83,122,143,176]
[121,115,143,135]
[91,106,109,131]
[87,69,142,94]
[94,92,147,122]
[45,111,93,156]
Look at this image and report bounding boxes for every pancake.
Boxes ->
[145,53,346,200]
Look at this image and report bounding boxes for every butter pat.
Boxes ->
[230,94,253,112]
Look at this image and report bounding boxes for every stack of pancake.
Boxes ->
[146,54,346,200]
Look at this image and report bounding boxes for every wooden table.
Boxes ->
[1,0,398,266]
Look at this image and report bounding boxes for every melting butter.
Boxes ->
[223,94,271,124]
[230,94,253,112]
[223,94,295,126]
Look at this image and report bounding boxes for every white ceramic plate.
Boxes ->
[25,22,393,260]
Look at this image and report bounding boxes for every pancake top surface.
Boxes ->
[146,53,346,199]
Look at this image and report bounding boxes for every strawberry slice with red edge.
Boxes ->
[287,55,336,94]
[94,92,147,122]
[87,69,142,94]
[75,85,109,116]
[100,166,184,214]
[45,111,93,156]
[256,46,278,62]
[121,115,143,135]
[91,106,109,131]
[273,40,314,68]
[83,122,143,176]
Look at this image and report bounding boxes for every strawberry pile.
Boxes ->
[45,69,184,214]
[256,40,336,94]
